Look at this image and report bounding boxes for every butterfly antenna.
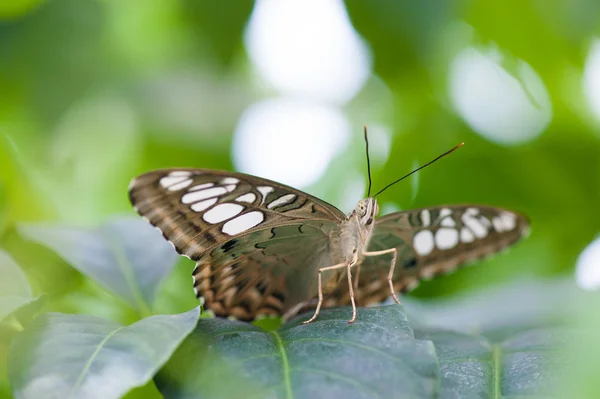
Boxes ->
[364,125,373,197]
[373,142,464,197]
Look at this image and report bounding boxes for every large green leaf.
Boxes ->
[8,308,200,399]
[19,218,178,315]
[403,280,578,398]
[156,305,439,399]
[156,286,576,399]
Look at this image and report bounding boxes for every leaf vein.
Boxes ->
[270,330,293,399]
[290,367,384,399]
[492,344,501,399]
[68,325,125,399]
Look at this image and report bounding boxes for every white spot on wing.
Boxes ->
[160,176,188,188]
[224,184,237,193]
[203,203,244,224]
[191,198,218,212]
[267,193,296,209]
[462,208,488,238]
[182,187,227,204]
[439,208,452,218]
[492,217,504,232]
[236,193,256,203]
[420,210,431,227]
[460,227,475,243]
[169,171,193,177]
[189,183,214,191]
[413,230,434,256]
[167,179,193,191]
[439,208,455,227]
[222,177,240,184]
[435,228,459,250]
[478,216,491,228]
[501,212,516,230]
[257,186,274,204]
[440,217,456,227]
[492,212,517,232]
[223,211,265,235]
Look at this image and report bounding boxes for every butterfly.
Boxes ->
[129,129,529,324]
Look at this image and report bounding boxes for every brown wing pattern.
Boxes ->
[325,205,529,307]
[129,168,346,320]
[129,168,345,260]
[193,221,337,320]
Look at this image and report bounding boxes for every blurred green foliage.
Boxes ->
[0,0,599,398]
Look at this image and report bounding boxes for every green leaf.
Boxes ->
[405,280,577,398]
[8,307,200,399]
[416,328,568,398]
[0,250,31,298]
[156,280,577,399]
[156,305,439,399]
[0,296,45,328]
[403,279,576,335]
[0,250,45,325]
[19,218,178,316]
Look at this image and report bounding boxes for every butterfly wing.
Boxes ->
[129,168,346,258]
[129,168,347,319]
[192,221,338,320]
[325,205,529,307]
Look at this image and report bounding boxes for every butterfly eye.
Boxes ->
[355,200,368,217]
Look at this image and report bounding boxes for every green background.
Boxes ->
[0,1,599,398]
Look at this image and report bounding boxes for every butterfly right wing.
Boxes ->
[193,220,338,320]
[325,205,530,307]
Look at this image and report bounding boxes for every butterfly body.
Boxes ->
[129,168,529,323]
[329,198,378,266]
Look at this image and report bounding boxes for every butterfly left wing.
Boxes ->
[129,168,345,260]
[129,168,348,320]
[325,205,529,307]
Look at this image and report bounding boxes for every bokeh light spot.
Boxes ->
[449,46,552,145]
[232,98,351,188]
[575,236,600,291]
[244,0,371,104]
[337,174,365,214]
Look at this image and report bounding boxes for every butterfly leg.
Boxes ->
[346,255,359,324]
[353,262,362,291]
[282,298,318,322]
[363,248,400,304]
[301,261,349,324]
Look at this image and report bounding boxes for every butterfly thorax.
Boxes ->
[329,198,379,265]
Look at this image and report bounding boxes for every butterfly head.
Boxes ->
[355,198,379,227]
